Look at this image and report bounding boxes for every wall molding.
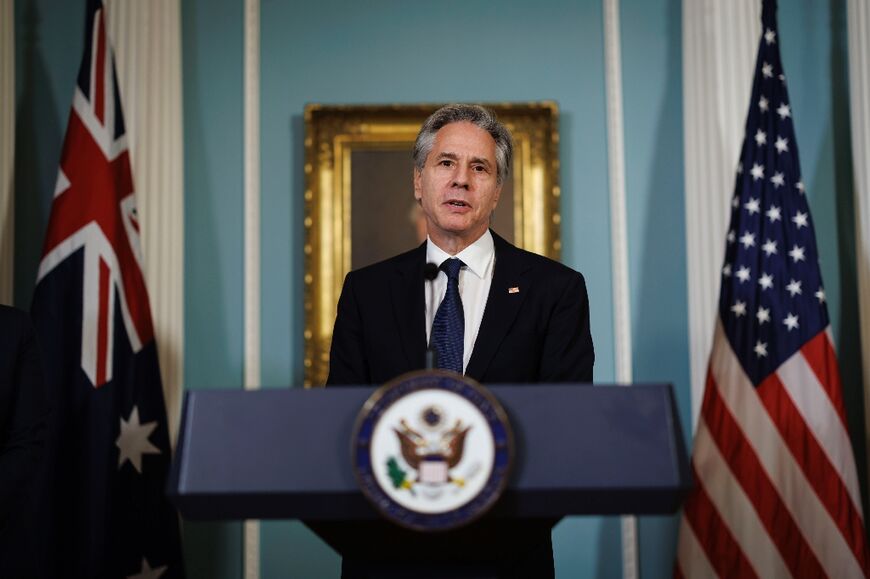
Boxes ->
[602,0,637,577]
[0,0,14,305]
[682,0,759,428]
[243,0,261,576]
[847,0,870,496]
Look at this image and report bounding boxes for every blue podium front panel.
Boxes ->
[168,384,689,520]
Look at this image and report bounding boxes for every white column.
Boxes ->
[105,0,185,445]
[0,0,14,305]
[602,0,637,577]
[847,0,870,492]
[243,0,261,576]
[682,0,759,428]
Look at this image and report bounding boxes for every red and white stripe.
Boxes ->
[676,320,869,578]
[78,7,127,162]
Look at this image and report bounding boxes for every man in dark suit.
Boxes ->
[326,104,594,578]
[0,305,50,578]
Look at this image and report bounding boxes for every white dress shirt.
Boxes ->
[425,230,495,373]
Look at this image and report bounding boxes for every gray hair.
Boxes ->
[413,104,513,184]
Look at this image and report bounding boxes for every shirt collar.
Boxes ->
[426,229,495,280]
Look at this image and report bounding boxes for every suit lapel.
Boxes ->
[465,232,531,380]
[389,243,428,372]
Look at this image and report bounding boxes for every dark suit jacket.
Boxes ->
[326,231,594,578]
[0,306,50,578]
[327,230,594,386]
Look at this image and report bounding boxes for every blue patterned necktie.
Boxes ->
[430,258,465,374]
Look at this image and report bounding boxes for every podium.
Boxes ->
[168,383,690,577]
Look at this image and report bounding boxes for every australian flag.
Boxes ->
[30,0,184,576]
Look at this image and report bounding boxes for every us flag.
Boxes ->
[30,0,184,576]
[676,0,869,577]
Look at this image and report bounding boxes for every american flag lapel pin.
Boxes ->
[508,286,520,294]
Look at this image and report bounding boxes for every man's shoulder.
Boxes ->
[0,304,29,324]
[0,306,33,342]
[0,306,36,375]
[345,243,425,284]
[493,232,586,282]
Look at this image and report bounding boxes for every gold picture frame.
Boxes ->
[303,102,561,387]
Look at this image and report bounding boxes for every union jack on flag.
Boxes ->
[37,2,152,389]
[30,0,184,576]
[676,1,869,577]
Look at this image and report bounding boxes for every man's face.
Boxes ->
[414,122,503,250]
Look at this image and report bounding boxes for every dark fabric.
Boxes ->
[315,517,557,579]
[430,258,465,373]
[327,231,594,577]
[0,306,49,579]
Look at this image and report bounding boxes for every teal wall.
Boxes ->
[181,0,245,577]
[620,0,690,573]
[13,0,81,307]
[11,0,863,578]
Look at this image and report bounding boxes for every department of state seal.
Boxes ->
[352,370,513,531]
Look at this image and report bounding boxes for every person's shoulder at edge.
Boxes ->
[342,241,426,282]
[491,230,588,281]
[0,304,34,338]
